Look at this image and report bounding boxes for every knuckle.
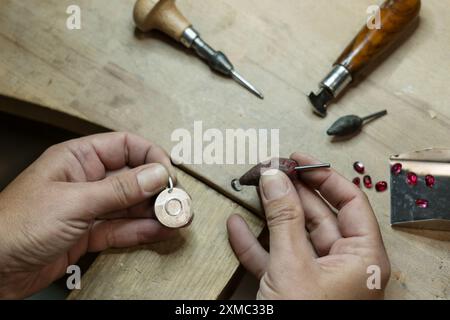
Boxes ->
[237,241,258,262]
[359,189,370,202]
[265,200,301,227]
[43,143,64,157]
[67,141,92,164]
[105,221,118,248]
[109,175,134,207]
[136,229,150,245]
[45,140,89,166]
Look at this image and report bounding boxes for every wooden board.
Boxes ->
[0,0,449,299]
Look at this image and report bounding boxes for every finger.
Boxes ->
[259,169,314,264]
[99,167,157,219]
[227,214,269,279]
[88,219,177,252]
[49,132,176,182]
[293,179,342,256]
[291,153,380,238]
[255,189,316,257]
[72,163,169,218]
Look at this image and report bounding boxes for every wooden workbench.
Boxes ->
[0,0,449,299]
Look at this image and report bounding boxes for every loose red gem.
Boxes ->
[353,177,361,187]
[391,163,402,176]
[375,181,388,192]
[353,161,365,174]
[363,175,373,188]
[407,172,418,186]
[416,199,429,209]
[425,175,435,188]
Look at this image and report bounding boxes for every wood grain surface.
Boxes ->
[336,0,422,78]
[0,0,449,299]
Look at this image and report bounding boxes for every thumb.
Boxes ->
[74,163,169,217]
[260,169,312,263]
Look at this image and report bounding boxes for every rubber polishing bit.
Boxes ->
[327,110,388,137]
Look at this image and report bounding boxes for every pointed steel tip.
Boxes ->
[246,87,264,100]
[243,85,264,100]
[256,91,265,100]
[230,69,264,100]
[295,163,332,171]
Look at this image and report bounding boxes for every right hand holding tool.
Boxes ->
[227,153,391,299]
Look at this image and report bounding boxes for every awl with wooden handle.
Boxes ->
[309,0,421,117]
[134,0,264,99]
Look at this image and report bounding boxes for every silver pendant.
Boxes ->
[154,177,193,229]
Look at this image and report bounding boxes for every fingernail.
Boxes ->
[137,164,168,193]
[261,169,289,200]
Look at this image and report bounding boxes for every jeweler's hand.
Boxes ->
[227,153,390,300]
[0,133,178,299]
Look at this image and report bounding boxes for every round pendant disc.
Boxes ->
[154,188,193,228]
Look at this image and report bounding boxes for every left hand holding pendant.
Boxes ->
[0,132,180,299]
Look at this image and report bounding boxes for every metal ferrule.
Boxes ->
[180,27,217,64]
[191,36,217,61]
[180,26,234,76]
[180,26,200,48]
[320,65,352,97]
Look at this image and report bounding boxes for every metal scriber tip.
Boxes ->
[184,29,263,100]
[295,163,331,171]
[231,159,331,192]
[231,70,264,100]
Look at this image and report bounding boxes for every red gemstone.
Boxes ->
[425,175,435,188]
[391,163,402,176]
[353,161,365,174]
[407,172,418,186]
[416,199,429,209]
[353,177,361,187]
[363,175,373,189]
[375,181,388,192]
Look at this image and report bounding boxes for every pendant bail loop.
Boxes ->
[168,177,174,193]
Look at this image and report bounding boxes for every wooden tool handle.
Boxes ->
[336,0,421,78]
[133,0,191,41]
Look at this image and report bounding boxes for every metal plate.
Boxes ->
[390,149,450,231]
